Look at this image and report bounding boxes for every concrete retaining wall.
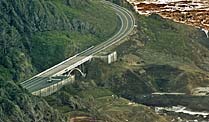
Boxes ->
[94,51,117,64]
[32,75,75,96]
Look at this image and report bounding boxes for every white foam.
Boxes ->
[202,28,209,38]
[155,106,209,116]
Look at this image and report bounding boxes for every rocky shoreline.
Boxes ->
[127,0,209,36]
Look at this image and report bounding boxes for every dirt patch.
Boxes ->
[69,116,98,122]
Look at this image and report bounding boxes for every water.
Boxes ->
[154,105,209,122]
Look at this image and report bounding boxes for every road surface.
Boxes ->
[20,1,135,93]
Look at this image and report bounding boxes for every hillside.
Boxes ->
[0,0,119,121]
[0,0,119,82]
[1,0,209,122]
[85,10,209,122]
[45,1,209,122]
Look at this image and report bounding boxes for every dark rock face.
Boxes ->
[0,0,92,33]
[0,81,66,122]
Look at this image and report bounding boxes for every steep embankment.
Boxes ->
[0,0,119,121]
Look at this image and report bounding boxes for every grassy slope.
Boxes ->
[135,14,209,91]
[46,82,169,122]
[30,0,119,72]
[137,14,209,71]
[66,12,209,114]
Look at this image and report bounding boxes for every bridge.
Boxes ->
[20,1,135,96]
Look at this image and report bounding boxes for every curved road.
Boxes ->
[20,1,135,93]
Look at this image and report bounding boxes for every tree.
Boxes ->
[0,26,21,55]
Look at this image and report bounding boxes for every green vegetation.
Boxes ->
[0,80,65,122]
[30,31,101,71]
[98,13,209,96]
[46,81,169,122]
[0,0,119,121]
[29,0,119,72]
[0,0,119,81]
[137,14,209,68]
[47,11,209,121]
[1,0,209,121]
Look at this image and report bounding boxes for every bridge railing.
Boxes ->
[52,55,93,77]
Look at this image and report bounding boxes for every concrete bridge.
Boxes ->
[20,1,135,96]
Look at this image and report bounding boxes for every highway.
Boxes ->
[20,1,135,93]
